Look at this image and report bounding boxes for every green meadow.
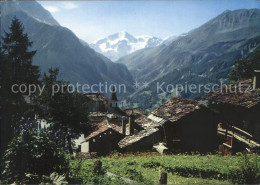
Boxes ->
[70,153,260,184]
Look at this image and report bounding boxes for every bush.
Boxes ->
[229,154,260,184]
[126,169,144,181]
[1,131,69,184]
[69,160,125,184]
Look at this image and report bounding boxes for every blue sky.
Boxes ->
[39,0,260,43]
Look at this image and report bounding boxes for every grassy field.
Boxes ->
[70,153,260,184]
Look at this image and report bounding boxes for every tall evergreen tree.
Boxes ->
[0,17,40,153]
[2,17,40,86]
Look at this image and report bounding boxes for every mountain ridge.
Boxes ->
[1,1,59,25]
[118,9,260,82]
[117,8,260,109]
[1,1,134,93]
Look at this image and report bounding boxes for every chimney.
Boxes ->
[253,70,260,90]
[121,120,126,135]
[128,115,135,135]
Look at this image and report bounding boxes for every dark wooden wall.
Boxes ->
[89,129,124,156]
[164,108,218,153]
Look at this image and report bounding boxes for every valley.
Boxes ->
[1,1,260,110]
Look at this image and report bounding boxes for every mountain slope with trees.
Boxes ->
[118,9,260,110]
[1,1,134,90]
[118,9,260,83]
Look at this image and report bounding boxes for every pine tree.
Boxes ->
[2,17,40,86]
[0,17,40,153]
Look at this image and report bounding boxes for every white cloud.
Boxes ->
[43,6,60,13]
[62,2,78,10]
[41,2,78,13]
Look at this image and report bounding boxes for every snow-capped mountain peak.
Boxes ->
[90,32,162,61]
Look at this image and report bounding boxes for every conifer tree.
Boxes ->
[0,17,40,152]
[2,17,40,86]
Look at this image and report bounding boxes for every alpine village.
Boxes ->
[1,1,260,184]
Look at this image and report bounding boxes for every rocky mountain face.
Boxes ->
[90,31,162,61]
[1,1,134,92]
[1,1,59,25]
[118,9,260,110]
[161,34,179,46]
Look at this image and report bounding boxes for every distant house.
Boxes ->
[119,97,218,153]
[118,115,162,153]
[74,89,129,156]
[75,106,151,156]
[85,93,108,112]
[83,121,124,156]
[107,86,128,116]
[203,71,260,143]
[149,97,218,153]
[73,133,89,153]
[79,111,142,156]
[77,94,219,156]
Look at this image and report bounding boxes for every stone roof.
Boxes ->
[124,108,147,118]
[85,93,108,101]
[110,107,128,116]
[151,97,204,123]
[135,115,160,130]
[108,122,121,133]
[89,113,107,123]
[118,113,160,148]
[147,114,167,126]
[85,120,122,141]
[203,79,260,109]
[118,127,159,149]
[85,121,110,141]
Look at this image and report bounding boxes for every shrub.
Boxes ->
[142,161,161,169]
[126,168,144,181]
[69,160,125,184]
[1,131,69,184]
[229,154,260,184]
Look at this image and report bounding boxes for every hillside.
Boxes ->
[117,9,260,109]
[118,9,260,82]
[1,1,134,90]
